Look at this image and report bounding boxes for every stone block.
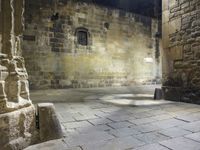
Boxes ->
[0,105,37,150]
[168,17,181,34]
[162,0,169,11]
[154,88,163,100]
[37,103,63,142]
[162,23,170,49]
[170,45,183,60]
[169,0,179,8]
[0,81,6,101]
[162,10,170,24]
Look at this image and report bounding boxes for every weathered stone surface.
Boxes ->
[0,0,32,114]
[162,0,200,104]
[0,105,37,150]
[0,1,53,150]
[22,1,162,89]
[37,103,63,142]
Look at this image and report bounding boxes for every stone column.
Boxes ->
[0,0,31,113]
[1,0,12,57]
[1,0,24,57]
[0,0,2,52]
[0,1,37,149]
[0,0,8,109]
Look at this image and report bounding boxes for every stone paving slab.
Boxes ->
[133,132,170,144]
[107,114,134,122]
[62,121,93,129]
[160,137,200,150]
[108,121,134,129]
[88,118,113,125]
[133,143,169,150]
[185,132,200,143]
[158,127,192,138]
[150,114,174,121]
[131,124,161,133]
[26,89,200,150]
[108,127,141,137]
[73,114,99,121]
[58,112,76,123]
[175,113,200,122]
[76,124,113,133]
[179,121,200,132]
[151,118,188,129]
[82,136,145,150]
[63,131,115,147]
[130,117,157,125]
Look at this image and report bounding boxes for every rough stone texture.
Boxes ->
[22,1,162,89]
[162,0,200,104]
[0,1,38,149]
[0,0,32,114]
[0,105,37,150]
[37,103,63,142]
[0,1,63,149]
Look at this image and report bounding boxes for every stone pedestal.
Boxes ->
[0,105,37,150]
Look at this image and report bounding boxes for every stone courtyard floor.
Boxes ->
[26,85,200,150]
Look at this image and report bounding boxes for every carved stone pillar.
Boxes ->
[0,1,63,149]
[0,0,31,113]
[0,1,37,149]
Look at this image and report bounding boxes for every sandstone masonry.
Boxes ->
[162,0,200,103]
[23,0,162,89]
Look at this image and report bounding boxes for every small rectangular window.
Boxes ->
[77,31,88,46]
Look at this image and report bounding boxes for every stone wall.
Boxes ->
[0,0,1,52]
[162,0,200,103]
[23,1,161,89]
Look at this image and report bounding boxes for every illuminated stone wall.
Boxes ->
[162,0,200,103]
[23,1,161,89]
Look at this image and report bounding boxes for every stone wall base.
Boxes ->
[162,86,200,104]
[0,105,37,150]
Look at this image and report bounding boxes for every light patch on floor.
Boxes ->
[99,94,173,106]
